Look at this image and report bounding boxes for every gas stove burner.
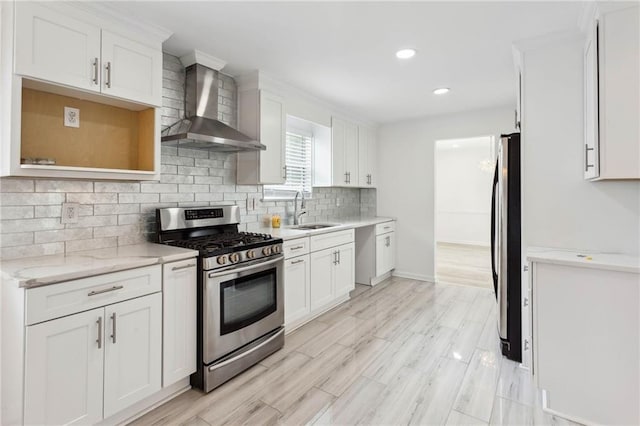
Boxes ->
[156,206,283,271]
[167,232,274,253]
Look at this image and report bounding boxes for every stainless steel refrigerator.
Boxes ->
[490,132,521,362]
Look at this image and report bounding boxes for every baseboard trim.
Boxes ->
[370,272,392,286]
[392,270,435,283]
[436,239,490,247]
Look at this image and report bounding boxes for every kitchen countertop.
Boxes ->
[0,243,198,288]
[247,216,396,240]
[527,246,640,274]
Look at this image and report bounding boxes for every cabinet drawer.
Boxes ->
[375,221,395,235]
[310,229,354,253]
[26,265,161,325]
[283,237,310,259]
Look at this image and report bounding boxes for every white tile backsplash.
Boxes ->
[0,53,375,260]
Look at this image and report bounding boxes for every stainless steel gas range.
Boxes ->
[156,205,284,392]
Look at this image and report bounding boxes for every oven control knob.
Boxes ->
[229,253,240,263]
[246,250,256,259]
[216,255,227,265]
[262,247,272,256]
[272,245,281,254]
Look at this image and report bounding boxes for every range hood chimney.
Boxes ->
[161,62,265,151]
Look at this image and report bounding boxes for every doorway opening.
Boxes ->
[434,136,495,288]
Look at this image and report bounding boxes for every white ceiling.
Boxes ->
[105,1,585,124]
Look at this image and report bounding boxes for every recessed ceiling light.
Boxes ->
[433,87,450,95]
[396,48,416,59]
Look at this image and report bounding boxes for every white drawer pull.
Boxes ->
[88,285,124,297]
[290,245,305,250]
[384,226,391,230]
[172,263,196,271]
[291,259,305,265]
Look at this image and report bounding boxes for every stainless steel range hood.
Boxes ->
[161,63,265,151]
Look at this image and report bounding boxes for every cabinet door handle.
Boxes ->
[585,144,594,172]
[105,61,112,88]
[337,250,341,265]
[88,285,124,296]
[172,263,196,271]
[92,57,99,85]
[524,339,530,351]
[283,166,287,179]
[333,251,338,265]
[523,297,529,307]
[348,172,351,184]
[110,313,117,344]
[344,172,348,184]
[96,316,103,349]
[291,259,304,265]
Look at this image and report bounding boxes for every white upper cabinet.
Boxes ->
[237,89,286,184]
[583,18,600,179]
[358,125,377,187]
[584,4,640,180]
[315,116,361,187]
[100,30,162,106]
[331,117,358,187]
[13,2,163,107]
[15,2,102,93]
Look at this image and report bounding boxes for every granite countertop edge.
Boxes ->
[1,243,199,289]
[249,216,396,241]
[527,246,640,274]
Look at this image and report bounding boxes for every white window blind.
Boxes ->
[263,131,313,199]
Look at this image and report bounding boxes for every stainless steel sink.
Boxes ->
[291,223,340,230]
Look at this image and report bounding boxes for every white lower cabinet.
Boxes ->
[24,308,105,426]
[24,293,162,424]
[334,243,355,298]
[310,242,355,311]
[162,260,197,387]
[531,260,639,425]
[355,221,396,286]
[310,247,338,311]
[375,232,396,277]
[283,230,355,331]
[103,293,162,418]
[284,254,311,327]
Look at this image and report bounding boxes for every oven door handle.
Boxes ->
[207,255,284,279]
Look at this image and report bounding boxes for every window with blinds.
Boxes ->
[263,130,313,199]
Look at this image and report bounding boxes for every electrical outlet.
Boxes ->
[336,198,341,207]
[64,107,80,128]
[61,203,79,224]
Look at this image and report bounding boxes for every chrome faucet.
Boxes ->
[293,191,306,225]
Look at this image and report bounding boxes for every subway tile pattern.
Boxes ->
[0,54,375,260]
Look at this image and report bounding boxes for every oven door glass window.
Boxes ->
[220,268,277,335]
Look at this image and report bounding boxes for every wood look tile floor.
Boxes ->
[131,278,580,426]
[436,243,493,289]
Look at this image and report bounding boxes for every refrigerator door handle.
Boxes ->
[490,161,499,299]
[497,138,509,341]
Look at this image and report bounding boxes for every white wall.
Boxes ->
[435,137,495,246]
[520,37,640,255]
[377,107,514,281]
